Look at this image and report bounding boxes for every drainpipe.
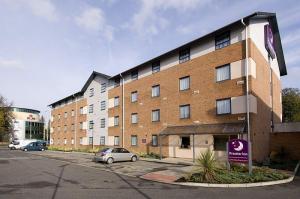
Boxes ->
[120,74,125,148]
[74,94,78,150]
[241,18,252,174]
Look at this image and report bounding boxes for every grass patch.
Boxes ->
[47,146,106,153]
[139,152,161,159]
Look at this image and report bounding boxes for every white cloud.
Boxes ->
[130,0,212,37]
[2,0,58,21]
[282,29,300,46]
[75,7,114,42]
[0,57,24,69]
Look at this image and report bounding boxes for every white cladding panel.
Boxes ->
[231,95,258,114]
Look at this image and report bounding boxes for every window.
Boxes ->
[79,122,83,130]
[101,83,106,93]
[79,137,83,145]
[179,76,190,91]
[152,109,160,122]
[89,88,94,97]
[89,104,94,113]
[114,136,120,146]
[152,61,160,73]
[152,135,158,146]
[114,96,119,107]
[131,113,138,124]
[131,91,138,102]
[89,120,94,129]
[131,135,138,146]
[114,116,119,126]
[180,136,190,149]
[100,101,106,111]
[71,110,75,117]
[58,126,61,132]
[64,125,67,132]
[71,139,74,145]
[152,85,160,97]
[71,124,75,131]
[216,64,230,82]
[64,112,67,118]
[100,136,105,145]
[80,107,83,115]
[214,135,228,151]
[179,48,190,63]
[58,114,61,119]
[100,118,105,128]
[131,70,138,80]
[64,138,67,145]
[216,98,231,115]
[89,137,93,145]
[114,78,120,87]
[215,32,230,49]
[180,104,190,119]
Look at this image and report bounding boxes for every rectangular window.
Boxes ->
[131,91,138,102]
[152,135,158,146]
[215,32,230,49]
[179,48,190,63]
[79,137,83,145]
[89,137,93,145]
[114,78,120,87]
[100,136,105,145]
[71,110,75,117]
[64,125,67,132]
[58,114,61,119]
[152,85,160,97]
[214,135,228,151]
[100,118,105,128]
[80,107,83,115]
[79,122,83,130]
[114,136,120,146]
[101,83,106,93]
[131,135,138,146]
[64,112,67,118]
[179,76,190,91]
[180,104,190,119]
[114,116,119,126]
[89,104,94,113]
[101,101,106,110]
[131,70,138,80]
[71,124,75,131]
[89,120,94,129]
[152,109,160,122]
[180,136,190,149]
[71,139,74,145]
[152,61,160,73]
[216,64,230,82]
[131,113,138,124]
[114,96,119,107]
[216,98,231,115]
[89,88,94,97]
[64,138,67,145]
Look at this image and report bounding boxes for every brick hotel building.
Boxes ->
[49,12,286,162]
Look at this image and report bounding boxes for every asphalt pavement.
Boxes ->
[0,147,300,199]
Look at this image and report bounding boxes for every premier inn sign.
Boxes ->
[228,139,248,163]
[264,24,276,59]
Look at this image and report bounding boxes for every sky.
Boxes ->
[0,0,299,119]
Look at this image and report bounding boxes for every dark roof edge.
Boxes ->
[11,107,40,113]
[80,71,111,93]
[48,91,83,107]
[109,11,286,79]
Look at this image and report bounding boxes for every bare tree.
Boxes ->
[0,95,14,142]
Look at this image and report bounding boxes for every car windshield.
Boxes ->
[99,148,110,153]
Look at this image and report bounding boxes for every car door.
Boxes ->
[111,148,122,162]
[120,148,131,161]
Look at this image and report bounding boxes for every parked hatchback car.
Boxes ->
[94,148,138,164]
[21,141,47,152]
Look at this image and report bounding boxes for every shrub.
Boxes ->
[195,149,218,182]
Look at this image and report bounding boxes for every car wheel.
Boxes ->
[131,156,137,162]
[106,157,113,164]
[24,148,28,152]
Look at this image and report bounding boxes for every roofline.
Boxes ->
[48,91,83,107]
[80,71,111,93]
[11,107,40,113]
[109,11,286,79]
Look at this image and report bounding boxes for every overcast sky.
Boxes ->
[0,0,299,119]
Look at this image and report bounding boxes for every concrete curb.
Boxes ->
[140,158,194,166]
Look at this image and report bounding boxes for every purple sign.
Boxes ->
[228,139,248,163]
[264,24,276,59]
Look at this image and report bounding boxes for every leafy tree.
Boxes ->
[282,88,300,122]
[0,95,13,142]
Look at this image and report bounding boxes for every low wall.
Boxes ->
[270,132,300,160]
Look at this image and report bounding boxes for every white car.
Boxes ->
[9,139,37,150]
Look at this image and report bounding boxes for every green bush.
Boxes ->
[139,152,161,159]
[195,149,218,182]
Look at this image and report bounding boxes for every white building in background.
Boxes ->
[11,107,44,140]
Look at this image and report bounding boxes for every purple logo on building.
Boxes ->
[228,139,248,163]
[264,24,276,59]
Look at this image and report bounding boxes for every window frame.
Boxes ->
[216,64,231,82]
[101,83,106,93]
[152,109,160,122]
[180,136,191,149]
[100,101,106,111]
[89,120,94,129]
[114,96,119,107]
[152,61,160,73]
[152,134,158,147]
[179,48,190,64]
[216,98,232,115]
[131,91,138,103]
[131,113,138,124]
[131,70,139,80]
[89,104,94,113]
[152,85,160,97]
[100,118,105,128]
[215,32,230,50]
[179,104,191,119]
[100,136,105,145]
[114,136,120,146]
[131,135,138,146]
[114,116,119,126]
[179,76,190,91]
[89,137,93,145]
[89,88,94,97]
